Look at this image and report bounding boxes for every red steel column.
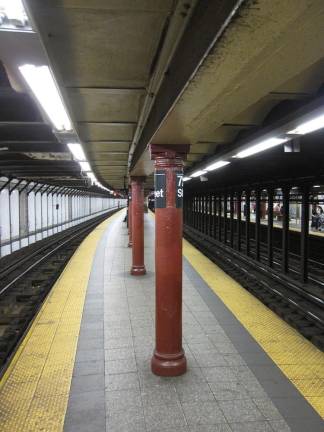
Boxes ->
[150,144,189,377]
[130,176,146,276]
[128,186,133,247]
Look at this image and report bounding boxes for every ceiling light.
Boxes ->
[67,143,86,161]
[0,0,31,30]
[19,64,72,131]
[183,177,192,182]
[235,137,288,158]
[313,185,321,188]
[87,172,97,183]
[0,0,25,17]
[191,170,207,178]
[79,161,91,171]
[287,114,324,135]
[205,160,230,171]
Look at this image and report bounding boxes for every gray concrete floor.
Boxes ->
[64,211,323,432]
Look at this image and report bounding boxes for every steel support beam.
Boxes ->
[245,191,250,257]
[267,188,274,267]
[282,187,290,273]
[255,189,261,261]
[300,186,309,283]
[237,192,241,251]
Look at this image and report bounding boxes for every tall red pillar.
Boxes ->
[130,176,146,276]
[150,144,189,377]
[128,186,133,247]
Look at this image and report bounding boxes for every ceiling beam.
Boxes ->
[65,86,146,92]
[0,141,66,152]
[0,121,45,126]
[130,0,244,171]
[78,121,137,125]
[0,123,59,141]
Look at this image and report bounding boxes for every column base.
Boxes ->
[151,349,187,377]
[130,265,146,276]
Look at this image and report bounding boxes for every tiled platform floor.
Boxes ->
[64,211,323,432]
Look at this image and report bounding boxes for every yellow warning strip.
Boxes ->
[183,239,324,418]
[0,211,122,432]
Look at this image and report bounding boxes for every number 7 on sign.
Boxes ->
[176,173,183,207]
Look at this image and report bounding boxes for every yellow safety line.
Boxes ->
[183,239,324,419]
[136,211,324,416]
[0,211,122,432]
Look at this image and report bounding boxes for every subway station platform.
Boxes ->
[0,210,323,432]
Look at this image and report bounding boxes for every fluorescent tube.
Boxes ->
[183,177,192,181]
[67,143,86,161]
[235,137,287,158]
[87,172,96,181]
[205,160,230,171]
[0,0,30,28]
[287,114,324,135]
[19,64,72,131]
[190,170,207,178]
[80,161,91,171]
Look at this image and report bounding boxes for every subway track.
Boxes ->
[249,239,324,294]
[0,208,119,376]
[184,224,324,351]
[191,215,324,294]
[228,235,324,297]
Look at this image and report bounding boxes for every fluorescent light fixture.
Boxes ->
[287,114,324,135]
[67,143,86,161]
[79,161,91,171]
[85,171,112,193]
[0,0,31,30]
[1,0,25,18]
[183,177,192,182]
[235,137,288,158]
[87,172,97,183]
[205,160,230,171]
[19,64,72,131]
[190,170,207,178]
[313,185,321,188]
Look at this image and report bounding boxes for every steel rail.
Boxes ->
[0,210,118,297]
[184,225,324,329]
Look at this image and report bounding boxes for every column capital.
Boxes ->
[130,176,146,183]
[149,144,190,161]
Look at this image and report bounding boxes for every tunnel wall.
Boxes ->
[0,178,126,257]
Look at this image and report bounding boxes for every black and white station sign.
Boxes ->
[154,170,166,208]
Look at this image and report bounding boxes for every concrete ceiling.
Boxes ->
[130,0,324,178]
[8,0,324,192]
[25,0,178,190]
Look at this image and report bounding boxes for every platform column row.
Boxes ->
[127,145,189,377]
[130,176,146,276]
